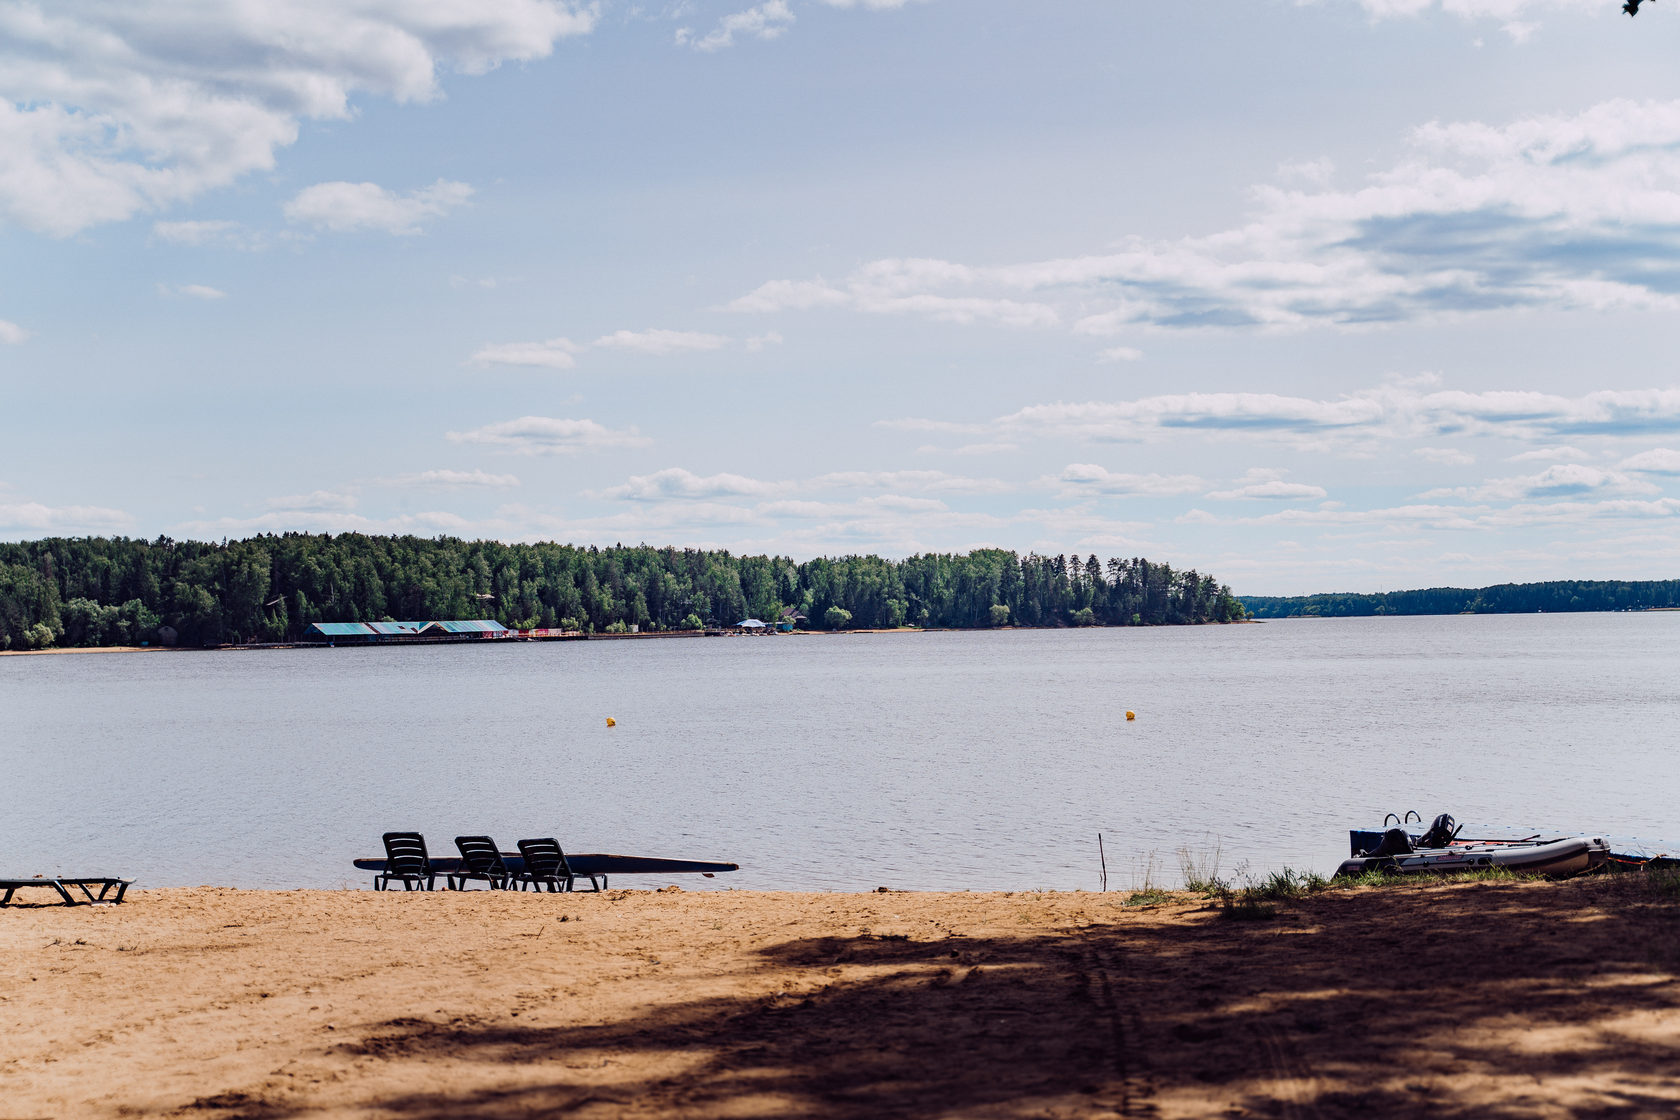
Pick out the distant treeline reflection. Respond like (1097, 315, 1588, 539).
(1241, 580, 1680, 619)
(0, 534, 1245, 649)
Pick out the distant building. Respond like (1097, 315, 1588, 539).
(302, 620, 510, 644)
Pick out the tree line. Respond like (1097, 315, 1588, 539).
(0, 534, 1246, 649)
(1240, 579, 1680, 619)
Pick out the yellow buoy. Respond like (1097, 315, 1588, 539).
(605, 717, 617, 727)
(1125, 710, 1136, 721)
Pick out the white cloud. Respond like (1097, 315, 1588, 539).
(678, 1, 794, 51)
(472, 328, 737, 369)
(469, 337, 579, 369)
(1508, 445, 1592, 463)
(1414, 446, 1475, 466)
(745, 331, 783, 351)
(1317, 2, 1621, 44)
(599, 467, 783, 501)
(811, 469, 1009, 494)
(1619, 448, 1680, 475)
(153, 219, 239, 245)
(446, 416, 651, 454)
(284, 179, 472, 235)
(592, 329, 730, 355)
(172, 508, 499, 540)
(157, 283, 226, 300)
(875, 417, 988, 435)
(733, 98, 1680, 335)
(890, 382, 1680, 453)
(1206, 475, 1330, 501)
(1419, 463, 1657, 501)
(0, 499, 132, 533)
(150, 219, 273, 250)
(1047, 464, 1205, 497)
(0, 319, 27, 344)
(383, 469, 521, 488)
(0, 3, 592, 236)
(1347, 0, 1606, 25)
(1096, 346, 1143, 363)
(730, 266, 1060, 327)
(266, 490, 357, 512)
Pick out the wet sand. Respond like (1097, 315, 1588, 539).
(3, 878, 1678, 1118)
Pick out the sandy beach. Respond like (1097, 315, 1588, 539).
(4, 877, 1678, 1118)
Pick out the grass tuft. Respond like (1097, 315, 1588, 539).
(1195, 865, 1329, 920)
(1123, 888, 1173, 908)
(1178, 839, 1225, 896)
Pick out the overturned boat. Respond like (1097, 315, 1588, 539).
(1338, 813, 1610, 878)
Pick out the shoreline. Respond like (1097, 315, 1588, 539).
(5, 878, 1677, 1117)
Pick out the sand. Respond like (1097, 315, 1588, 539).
(3, 878, 1678, 1118)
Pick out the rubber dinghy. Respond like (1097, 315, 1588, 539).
(1338, 815, 1609, 879)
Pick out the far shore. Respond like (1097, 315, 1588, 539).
(0, 644, 166, 656)
(4, 877, 1677, 1118)
(3, 622, 1270, 657)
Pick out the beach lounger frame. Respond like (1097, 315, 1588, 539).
(516, 837, 604, 892)
(0, 878, 131, 906)
(450, 835, 516, 890)
(373, 832, 438, 891)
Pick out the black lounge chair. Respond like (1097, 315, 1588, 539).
(516, 837, 603, 892)
(0, 877, 131, 906)
(374, 832, 438, 891)
(451, 836, 516, 890)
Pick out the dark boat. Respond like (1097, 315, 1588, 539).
(352, 852, 739, 885)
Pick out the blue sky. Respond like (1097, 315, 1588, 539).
(5, 0, 1680, 594)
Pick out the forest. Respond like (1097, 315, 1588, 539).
(0, 534, 1246, 649)
(1241, 580, 1680, 619)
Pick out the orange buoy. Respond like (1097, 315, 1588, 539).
(605, 717, 617, 727)
(1125, 710, 1136, 721)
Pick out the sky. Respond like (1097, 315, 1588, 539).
(5, 0, 1680, 595)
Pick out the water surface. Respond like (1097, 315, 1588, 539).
(4, 613, 1676, 891)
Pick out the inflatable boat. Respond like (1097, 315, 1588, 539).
(1338, 813, 1609, 878)
(1337, 834, 1610, 878)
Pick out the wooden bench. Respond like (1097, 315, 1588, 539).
(0, 878, 131, 906)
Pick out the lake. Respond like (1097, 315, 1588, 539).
(4, 613, 1677, 892)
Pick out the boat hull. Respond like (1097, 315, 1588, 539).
(352, 853, 738, 877)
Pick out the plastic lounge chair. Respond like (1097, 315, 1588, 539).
(451, 836, 516, 890)
(374, 832, 438, 891)
(0, 877, 131, 906)
(516, 837, 603, 892)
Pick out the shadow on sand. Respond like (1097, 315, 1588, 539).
(201, 876, 1680, 1120)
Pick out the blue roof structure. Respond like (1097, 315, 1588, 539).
(304, 620, 509, 642)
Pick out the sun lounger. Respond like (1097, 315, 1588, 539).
(451, 836, 516, 890)
(516, 837, 604, 892)
(0, 877, 131, 906)
(373, 832, 438, 891)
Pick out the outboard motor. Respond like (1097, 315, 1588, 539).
(1415, 813, 1460, 850)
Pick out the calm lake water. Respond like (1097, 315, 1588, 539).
(4, 614, 1677, 892)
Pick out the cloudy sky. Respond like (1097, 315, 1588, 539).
(5, 0, 1680, 594)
